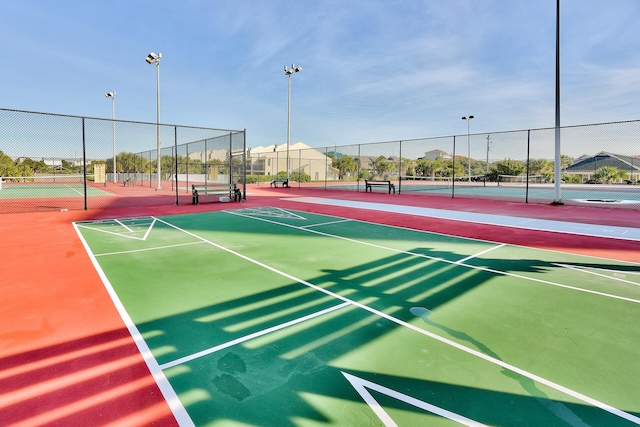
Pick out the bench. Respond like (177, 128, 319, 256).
(365, 180, 395, 194)
(192, 183, 241, 205)
(123, 177, 135, 187)
(270, 177, 289, 188)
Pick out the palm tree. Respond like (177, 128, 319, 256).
(594, 166, 627, 184)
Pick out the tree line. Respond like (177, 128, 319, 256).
(328, 153, 631, 183)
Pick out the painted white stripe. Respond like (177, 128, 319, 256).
(228, 210, 640, 305)
(159, 302, 350, 371)
(94, 241, 205, 257)
(300, 219, 353, 228)
(115, 218, 135, 233)
(553, 263, 640, 286)
(343, 372, 488, 427)
(456, 244, 506, 264)
(286, 197, 640, 242)
(76, 224, 146, 240)
(72, 221, 195, 427)
(157, 216, 640, 425)
(141, 217, 156, 240)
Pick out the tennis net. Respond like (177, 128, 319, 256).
(0, 175, 88, 189)
(497, 174, 545, 185)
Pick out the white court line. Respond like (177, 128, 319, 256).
(141, 217, 156, 240)
(65, 184, 84, 196)
(286, 197, 640, 241)
(227, 210, 640, 305)
(94, 241, 205, 257)
(343, 372, 488, 427)
(159, 302, 351, 371)
(115, 218, 136, 233)
(72, 221, 195, 427)
(156, 215, 640, 425)
(553, 263, 640, 287)
(455, 244, 506, 264)
(300, 219, 353, 228)
(76, 223, 146, 240)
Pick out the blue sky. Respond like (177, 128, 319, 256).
(2, 0, 640, 149)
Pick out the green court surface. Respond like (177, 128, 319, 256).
(74, 208, 640, 426)
(0, 183, 110, 198)
(398, 182, 640, 203)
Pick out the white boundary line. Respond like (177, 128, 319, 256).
(455, 244, 506, 264)
(285, 197, 640, 242)
(227, 210, 640, 305)
(154, 214, 640, 425)
(76, 217, 157, 241)
(300, 219, 353, 228)
(159, 302, 351, 370)
(342, 372, 488, 427)
(94, 241, 205, 257)
(553, 263, 640, 287)
(72, 222, 195, 427)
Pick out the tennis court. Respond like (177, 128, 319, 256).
(73, 205, 640, 426)
(0, 179, 111, 199)
(396, 179, 640, 205)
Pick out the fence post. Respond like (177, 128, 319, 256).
(174, 126, 179, 205)
(358, 144, 362, 192)
(451, 135, 456, 198)
(82, 117, 88, 210)
(525, 129, 530, 204)
(242, 129, 247, 200)
(398, 140, 402, 194)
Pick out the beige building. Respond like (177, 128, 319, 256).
(248, 142, 334, 181)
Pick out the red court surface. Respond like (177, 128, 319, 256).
(1, 186, 638, 426)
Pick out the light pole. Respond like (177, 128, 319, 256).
(105, 91, 116, 183)
(553, 0, 563, 204)
(284, 63, 302, 183)
(462, 115, 474, 182)
(146, 51, 162, 190)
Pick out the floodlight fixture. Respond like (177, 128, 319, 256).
(284, 64, 302, 76)
(462, 115, 475, 182)
(146, 52, 161, 64)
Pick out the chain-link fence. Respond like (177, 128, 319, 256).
(0, 108, 246, 214)
(3, 107, 639, 213)
(261, 120, 640, 209)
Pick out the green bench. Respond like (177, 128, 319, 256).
(192, 184, 241, 204)
(270, 177, 289, 188)
(365, 180, 395, 194)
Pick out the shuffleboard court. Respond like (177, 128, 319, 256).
(74, 208, 640, 426)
